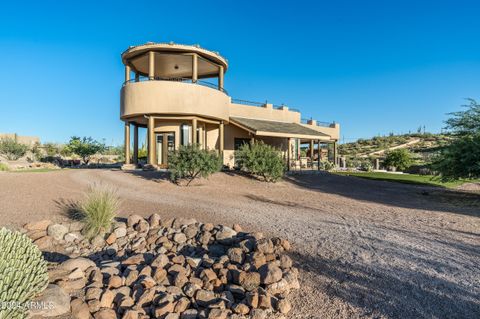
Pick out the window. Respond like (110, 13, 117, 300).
(234, 138, 250, 150)
(180, 124, 191, 146)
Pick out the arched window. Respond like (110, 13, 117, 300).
(180, 124, 191, 146)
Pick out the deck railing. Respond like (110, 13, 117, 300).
(123, 76, 228, 94)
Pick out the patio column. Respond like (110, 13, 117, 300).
(149, 51, 155, 80)
(317, 140, 321, 170)
(219, 121, 224, 155)
(333, 141, 338, 166)
(288, 138, 294, 171)
(198, 125, 203, 149)
(124, 121, 130, 164)
(148, 116, 155, 165)
(133, 125, 139, 164)
(192, 118, 198, 144)
(310, 140, 314, 158)
(192, 54, 198, 83)
(125, 65, 131, 83)
(135, 72, 139, 82)
(218, 66, 224, 90)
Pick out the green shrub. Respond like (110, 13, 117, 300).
(0, 163, 9, 171)
(80, 185, 120, 238)
(319, 159, 335, 171)
(235, 141, 285, 182)
(384, 148, 413, 171)
(43, 143, 61, 157)
(0, 138, 28, 161)
(359, 159, 373, 172)
(0, 228, 49, 319)
(168, 144, 222, 186)
(65, 136, 105, 164)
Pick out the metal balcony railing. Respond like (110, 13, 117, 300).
(123, 76, 228, 94)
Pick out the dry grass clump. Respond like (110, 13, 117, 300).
(81, 184, 120, 238)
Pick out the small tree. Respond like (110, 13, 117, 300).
(383, 148, 413, 171)
(235, 141, 285, 182)
(0, 138, 29, 160)
(65, 136, 105, 164)
(168, 144, 222, 186)
(43, 142, 61, 156)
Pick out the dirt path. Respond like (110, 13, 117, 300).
(0, 169, 479, 318)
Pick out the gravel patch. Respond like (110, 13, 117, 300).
(0, 169, 479, 318)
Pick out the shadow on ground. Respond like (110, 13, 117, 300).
(284, 173, 480, 217)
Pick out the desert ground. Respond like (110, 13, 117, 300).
(0, 169, 479, 319)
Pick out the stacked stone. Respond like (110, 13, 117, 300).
(24, 214, 299, 319)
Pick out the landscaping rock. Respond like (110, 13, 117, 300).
(24, 219, 51, 231)
(30, 284, 70, 317)
(61, 257, 96, 272)
(71, 298, 93, 319)
(47, 223, 69, 241)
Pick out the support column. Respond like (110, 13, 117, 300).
(198, 125, 203, 149)
(124, 121, 130, 164)
(310, 140, 314, 158)
(250, 136, 255, 145)
(135, 72, 139, 82)
(317, 140, 321, 170)
(219, 121, 224, 156)
(333, 141, 338, 166)
(218, 66, 224, 90)
(133, 125, 139, 164)
(192, 54, 198, 83)
(148, 116, 155, 165)
(125, 65, 131, 83)
(287, 138, 294, 171)
(192, 118, 198, 145)
(149, 51, 155, 80)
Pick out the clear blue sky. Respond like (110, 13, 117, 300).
(1, 1, 479, 145)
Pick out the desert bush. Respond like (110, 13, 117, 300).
(65, 136, 105, 164)
(0, 228, 49, 319)
(319, 159, 335, 171)
(0, 138, 28, 160)
(169, 144, 222, 186)
(0, 163, 9, 171)
(43, 142, 61, 157)
(359, 159, 373, 172)
(384, 148, 413, 171)
(80, 185, 120, 238)
(235, 142, 285, 182)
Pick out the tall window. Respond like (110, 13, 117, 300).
(180, 124, 191, 146)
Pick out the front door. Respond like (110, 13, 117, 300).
(156, 132, 175, 167)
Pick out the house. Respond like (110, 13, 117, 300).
(120, 42, 339, 170)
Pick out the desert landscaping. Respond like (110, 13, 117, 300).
(1, 169, 479, 318)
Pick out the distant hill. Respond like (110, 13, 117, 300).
(339, 133, 452, 163)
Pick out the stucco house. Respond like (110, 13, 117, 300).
(120, 42, 339, 170)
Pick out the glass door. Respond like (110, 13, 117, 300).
(156, 132, 175, 166)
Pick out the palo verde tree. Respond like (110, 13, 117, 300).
(383, 148, 413, 171)
(433, 99, 480, 180)
(65, 136, 105, 164)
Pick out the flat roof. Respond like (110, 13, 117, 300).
(122, 42, 228, 71)
(230, 117, 331, 140)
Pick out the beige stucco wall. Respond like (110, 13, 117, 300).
(0, 133, 40, 146)
(223, 124, 251, 167)
(121, 81, 230, 121)
(229, 103, 301, 123)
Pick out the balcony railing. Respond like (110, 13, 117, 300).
(301, 118, 335, 127)
(123, 76, 228, 94)
(231, 99, 301, 113)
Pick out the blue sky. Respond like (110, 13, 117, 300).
(1, 1, 479, 145)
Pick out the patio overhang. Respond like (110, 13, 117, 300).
(230, 117, 332, 140)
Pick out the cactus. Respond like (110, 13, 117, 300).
(0, 228, 49, 319)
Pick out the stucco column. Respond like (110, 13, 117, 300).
(317, 140, 321, 170)
(192, 118, 198, 145)
(124, 121, 130, 164)
(192, 54, 198, 83)
(310, 140, 314, 158)
(333, 141, 338, 166)
(135, 72, 139, 82)
(125, 65, 131, 83)
(287, 138, 293, 171)
(148, 116, 155, 165)
(198, 125, 203, 149)
(133, 125, 139, 164)
(149, 51, 155, 80)
(219, 121, 224, 155)
(218, 66, 224, 90)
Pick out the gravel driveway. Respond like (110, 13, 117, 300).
(0, 169, 479, 318)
